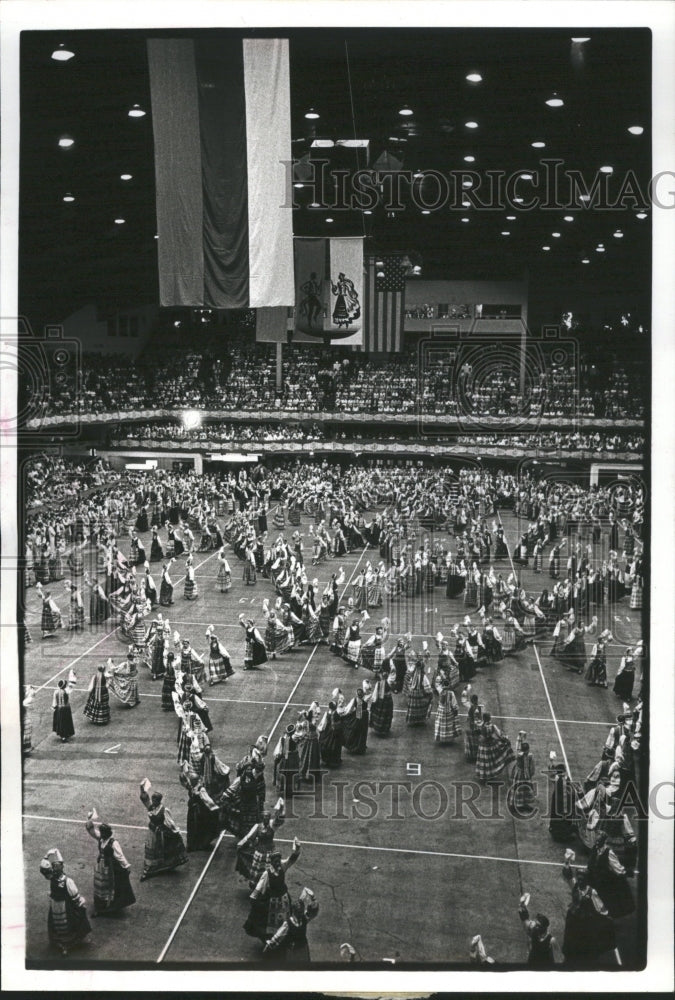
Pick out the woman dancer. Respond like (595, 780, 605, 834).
(240, 615, 269, 670)
(36, 582, 63, 638)
(106, 651, 140, 708)
(236, 798, 285, 888)
(52, 673, 77, 743)
(613, 648, 636, 701)
(85, 810, 136, 916)
(342, 687, 370, 755)
(508, 734, 536, 814)
(217, 547, 232, 593)
(179, 764, 221, 852)
(318, 701, 344, 768)
(475, 713, 515, 782)
(139, 779, 188, 881)
(183, 554, 199, 601)
(368, 663, 395, 737)
(160, 558, 176, 607)
(434, 670, 460, 744)
(205, 625, 234, 685)
(83, 666, 111, 726)
(296, 705, 322, 781)
(39, 849, 92, 956)
(402, 653, 433, 726)
(244, 840, 301, 943)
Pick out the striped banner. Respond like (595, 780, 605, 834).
(364, 256, 406, 352)
(294, 237, 363, 346)
(147, 37, 294, 309)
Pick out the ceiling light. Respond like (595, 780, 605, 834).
(337, 139, 369, 148)
(627, 125, 644, 135)
(114, 218, 125, 224)
(545, 94, 564, 107)
(325, 217, 334, 223)
(462, 180, 473, 188)
(309, 201, 320, 208)
(613, 230, 624, 238)
(305, 108, 320, 119)
(51, 43, 74, 61)
(466, 72, 483, 83)
(552, 232, 561, 237)
(463, 155, 475, 163)
(531, 140, 546, 148)
(636, 212, 648, 220)
(154, 234, 159, 239)
(501, 231, 510, 236)
(311, 139, 334, 148)
(413, 170, 424, 179)
(120, 173, 133, 181)
(375, 259, 384, 268)
(461, 217, 470, 223)
(293, 182, 304, 189)
(513, 197, 524, 204)
(58, 135, 74, 148)
(398, 105, 414, 116)
(62, 193, 75, 202)
(520, 173, 533, 181)
(421, 210, 430, 215)
(600, 165, 614, 174)
(542, 245, 551, 250)
(579, 194, 591, 202)
(465, 121, 479, 129)
(571, 37, 591, 43)
(363, 209, 372, 215)
(595, 247, 605, 252)
(462, 199, 471, 208)
(563, 215, 574, 222)
(376, 271, 385, 279)
(128, 104, 146, 118)
(581, 258, 590, 263)
(506, 215, 516, 221)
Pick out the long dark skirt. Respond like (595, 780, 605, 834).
(186, 796, 220, 852)
(369, 695, 394, 736)
(53, 705, 75, 739)
(93, 858, 136, 914)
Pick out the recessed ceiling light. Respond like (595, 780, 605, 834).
(62, 193, 75, 203)
(501, 231, 510, 236)
(311, 139, 334, 148)
(563, 215, 574, 222)
(614, 230, 624, 238)
(531, 140, 546, 148)
(627, 125, 644, 135)
(461, 217, 470, 223)
(363, 209, 372, 215)
(552, 232, 561, 237)
(325, 217, 334, 223)
(513, 197, 524, 204)
(128, 104, 146, 118)
(462, 180, 473, 188)
(520, 173, 534, 181)
(581, 258, 590, 263)
(571, 37, 591, 43)
(421, 209, 430, 215)
(600, 165, 614, 174)
(545, 94, 564, 108)
(595, 247, 605, 253)
(51, 43, 75, 61)
(463, 155, 476, 163)
(398, 105, 413, 116)
(636, 212, 648, 220)
(465, 121, 479, 129)
(506, 215, 516, 221)
(579, 194, 591, 202)
(58, 135, 74, 148)
(120, 173, 133, 181)
(114, 218, 125, 224)
(305, 108, 320, 119)
(293, 182, 304, 189)
(309, 201, 320, 208)
(466, 72, 483, 83)
(154, 234, 159, 239)
(542, 245, 551, 250)
(462, 200, 471, 208)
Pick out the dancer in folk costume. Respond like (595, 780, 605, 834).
(143, 563, 159, 609)
(52, 672, 77, 742)
(204, 625, 234, 685)
(330, 604, 348, 655)
(139, 779, 188, 881)
(296, 705, 322, 780)
(475, 713, 515, 781)
(85, 810, 136, 916)
(106, 650, 140, 708)
(358, 620, 389, 672)
(342, 686, 370, 755)
(177, 634, 207, 686)
(146, 615, 168, 680)
(561, 861, 616, 967)
(402, 651, 433, 726)
(344, 611, 367, 667)
(217, 546, 232, 593)
(559, 618, 596, 674)
(150, 524, 164, 562)
(83, 666, 111, 725)
(36, 581, 63, 638)
(548, 763, 577, 843)
(368, 660, 395, 737)
(508, 733, 536, 814)
(179, 763, 221, 852)
(434, 632, 460, 687)
(159, 558, 176, 606)
(586, 831, 635, 919)
(518, 896, 557, 968)
(243, 543, 257, 586)
(318, 701, 344, 768)
(161, 650, 177, 710)
(23, 685, 36, 755)
(240, 615, 268, 670)
(64, 579, 85, 631)
(434, 670, 460, 744)
(262, 890, 319, 963)
(586, 631, 612, 687)
(244, 840, 301, 942)
(183, 553, 199, 601)
(263, 602, 294, 659)
(39, 849, 92, 956)
(236, 798, 286, 887)
(613, 648, 636, 701)
(220, 761, 262, 838)
(274, 725, 301, 798)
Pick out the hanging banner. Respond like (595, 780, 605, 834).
(294, 237, 363, 346)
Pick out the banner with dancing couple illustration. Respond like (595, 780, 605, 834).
(294, 237, 363, 346)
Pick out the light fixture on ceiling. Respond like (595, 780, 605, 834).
(578, 194, 591, 202)
(595, 246, 605, 252)
(309, 201, 321, 208)
(599, 165, 614, 174)
(305, 108, 320, 119)
(464, 120, 479, 129)
(421, 209, 430, 215)
(293, 182, 304, 189)
(120, 173, 133, 181)
(520, 173, 534, 181)
(311, 138, 334, 148)
(462, 199, 471, 208)
(461, 217, 470, 223)
(412, 264, 422, 275)
(501, 231, 510, 236)
(563, 215, 574, 222)
(531, 140, 546, 148)
(376, 270, 385, 278)
(62, 193, 75, 202)
(627, 125, 644, 135)
(51, 43, 75, 61)
(398, 105, 414, 116)
(465, 72, 483, 83)
(114, 218, 126, 224)
(613, 230, 624, 238)
(363, 209, 372, 215)
(462, 180, 473, 188)
(513, 197, 524, 204)
(581, 257, 590, 263)
(325, 217, 334, 223)
(154, 234, 159, 239)
(571, 37, 591, 43)
(542, 245, 551, 250)
(506, 215, 516, 221)
(128, 104, 146, 118)
(375, 259, 384, 268)
(58, 135, 75, 148)
(463, 155, 475, 163)
(545, 93, 564, 107)
(552, 232, 561, 237)
(413, 170, 424, 179)
(636, 212, 648, 220)
(337, 139, 369, 148)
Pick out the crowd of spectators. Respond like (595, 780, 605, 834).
(26, 343, 645, 422)
(24, 454, 117, 509)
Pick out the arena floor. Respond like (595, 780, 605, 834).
(20, 507, 644, 968)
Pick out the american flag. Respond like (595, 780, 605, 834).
(363, 255, 406, 352)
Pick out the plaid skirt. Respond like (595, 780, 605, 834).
(369, 695, 394, 736)
(245, 635, 268, 667)
(406, 689, 432, 725)
(288, 507, 301, 526)
(464, 725, 481, 762)
(630, 581, 642, 609)
(265, 623, 293, 654)
(142, 826, 188, 878)
(345, 638, 361, 664)
(435, 703, 460, 743)
(42, 605, 62, 634)
(83, 687, 110, 724)
(243, 562, 256, 585)
(176, 725, 192, 763)
(331, 622, 347, 650)
(48, 897, 92, 947)
(217, 566, 231, 592)
(359, 644, 385, 672)
(68, 604, 85, 630)
(184, 579, 199, 600)
(208, 651, 233, 683)
(475, 734, 516, 780)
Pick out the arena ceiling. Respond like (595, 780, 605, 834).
(19, 27, 652, 327)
